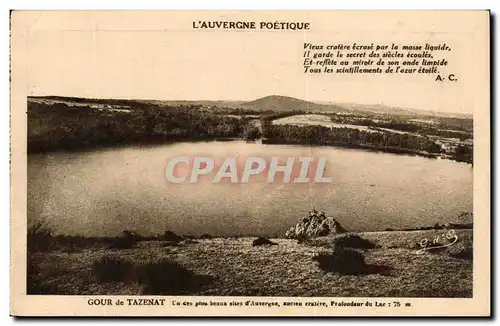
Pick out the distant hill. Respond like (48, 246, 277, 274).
(242, 95, 346, 113)
(332, 102, 473, 119)
(28, 95, 472, 119)
(28, 96, 245, 109)
(241, 95, 472, 118)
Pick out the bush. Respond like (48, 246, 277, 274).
(27, 257, 58, 294)
(441, 242, 472, 260)
(333, 234, 377, 250)
(137, 259, 196, 295)
(449, 250, 473, 260)
(313, 246, 368, 274)
(198, 233, 214, 239)
(252, 237, 277, 246)
(161, 230, 183, 242)
(161, 241, 180, 247)
(92, 255, 134, 283)
(27, 218, 54, 252)
(296, 234, 310, 244)
(108, 230, 138, 249)
(180, 238, 198, 245)
(53, 235, 106, 252)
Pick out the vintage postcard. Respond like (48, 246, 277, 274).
(10, 11, 490, 316)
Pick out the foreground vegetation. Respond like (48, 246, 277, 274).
(27, 227, 473, 297)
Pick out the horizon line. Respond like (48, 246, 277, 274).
(27, 93, 473, 117)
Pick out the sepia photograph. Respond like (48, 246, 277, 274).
(10, 10, 490, 316)
(26, 96, 474, 297)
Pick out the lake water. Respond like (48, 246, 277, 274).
(28, 141, 473, 237)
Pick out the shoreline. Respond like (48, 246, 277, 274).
(28, 222, 473, 241)
(28, 137, 472, 165)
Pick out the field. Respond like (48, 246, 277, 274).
(28, 229, 472, 297)
(273, 114, 378, 132)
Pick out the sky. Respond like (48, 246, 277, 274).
(18, 11, 488, 114)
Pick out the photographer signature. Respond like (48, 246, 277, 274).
(416, 229, 458, 254)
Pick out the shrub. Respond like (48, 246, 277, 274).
(313, 246, 368, 274)
(296, 234, 310, 244)
(161, 230, 183, 242)
(444, 242, 473, 260)
(27, 257, 58, 294)
(449, 250, 473, 260)
(108, 230, 138, 249)
(53, 235, 104, 252)
(27, 218, 54, 252)
(161, 241, 180, 247)
(333, 234, 377, 250)
(137, 259, 196, 295)
(92, 255, 134, 283)
(198, 233, 213, 239)
(180, 238, 198, 245)
(252, 237, 277, 246)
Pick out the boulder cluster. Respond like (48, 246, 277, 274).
(285, 210, 347, 239)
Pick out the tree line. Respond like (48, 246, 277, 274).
(28, 101, 261, 153)
(330, 116, 472, 140)
(261, 122, 442, 155)
(28, 100, 472, 164)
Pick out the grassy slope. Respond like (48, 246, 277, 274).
(29, 229, 472, 297)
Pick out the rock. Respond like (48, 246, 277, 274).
(252, 237, 277, 246)
(285, 210, 347, 239)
